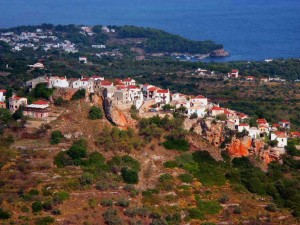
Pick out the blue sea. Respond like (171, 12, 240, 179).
(0, 0, 299, 61)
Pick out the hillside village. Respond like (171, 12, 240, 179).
(1, 66, 297, 166)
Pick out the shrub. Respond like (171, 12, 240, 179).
(66, 139, 88, 160)
(265, 204, 277, 212)
(71, 89, 86, 100)
(50, 130, 63, 145)
(32, 201, 43, 213)
(42, 200, 53, 211)
(233, 206, 242, 214)
(158, 173, 173, 182)
(54, 97, 64, 106)
(101, 199, 113, 207)
(80, 172, 94, 185)
(189, 113, 198, 119)
(88, 106, 103, 120)
(0, 208, 11, 219)
(115, 198, 130, 208)
(163, 137, 189, 151)
(103, 207, 123, 225)
(178, 174, 193, 183)
(121, 168, 139, 184)
(218, 194, 229, 204)
(34, 216, 55, 225)
(53, 191, 70, 204)
(96, 182, 109, 191)
(163, 161, 178, 168)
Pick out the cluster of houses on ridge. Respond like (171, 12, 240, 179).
(1, 73, 297, 151)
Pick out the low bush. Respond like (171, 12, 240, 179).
(163, 137, 189, 151)
(0, 208, 11, 219)
(121, 167, 139, 184)
(71, 89, 86, 100)
(178, 174, 193, 183)
(53, 191, 70, 204)
(50, 130, 63, 145)
(32, 201, 43, 213)
(88, 106, 103, 120)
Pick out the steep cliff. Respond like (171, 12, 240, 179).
(227, 136, 252, 157)
(199, 118, 225, 147)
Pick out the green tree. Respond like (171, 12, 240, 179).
(121, 168, 139, 184)
(88, 106, 103, 120)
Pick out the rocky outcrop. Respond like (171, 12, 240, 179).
(210, 48, 230, 57)
(102, 89, 128, 127)
(53, 88, 78, 101)
(199, 118, 225, 147)
(227, 136, 252, 157)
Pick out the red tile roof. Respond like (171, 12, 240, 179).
(148, 87, 157, 92)
(128, 85, 139, 89)
(0, 102, 5, 105)
(156, 89, 169, 94)
(0, 89, 6, 93)
(280, 120, 290, 124)
(232, 69, 238, 73)
(81, 77, 90, 81)
(239, 123, 249, 126)
(257, 118, 267, 124)
(124, 78, 134, 82)
(32, 100, 49, 105)
(211, 106, 223, 111)
(100, 80, 113, 86)
(192, 95, 206, 99)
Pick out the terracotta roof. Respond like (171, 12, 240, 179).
(81, 77, 90, 81)
(100, 80, 113, 86)
(239, 124, 249, 126)
(32, 100, 49, 105)
(246, 76, 255, 79)
(148, 87, 157, 92)
(280, 120, 290, 124)
(291, 132, 300, 137)
(232, 69, 238, 73)
(272, 124, 280, 127)
(211, 106, 223, 111)
(0, 102, 5, 105)
(128, 85, 139, 89)
(275, 131, 287, 138)
(116, 85, 127, 90)
(192, 95, 206, 99)
(0, 89, 6, 93)
(257, 118, 267, 124)
(156, 89, 169, 94)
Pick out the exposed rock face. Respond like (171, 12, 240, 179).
(210, 48, 230, 57)
(199, 118, 225, 147)
(227, 136, 252, 157)
(102, 89, 128, 127)
(53, 88, 78, 101)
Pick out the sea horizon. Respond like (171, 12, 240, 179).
(1, 0, 300, 62)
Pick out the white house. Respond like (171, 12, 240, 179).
(23, 100, 51, 118)
(187, 106, 206, 118)
(123, 78, 136, 86)
(0, 89, 6, 102)
(29, 62, 44, 69)
(246, 76, 255, 81)
(271, 132, 288, 148)
(79, 57, 88, 64)
(249, 127, 260, 139)
(128, 85, 142, 102)
(154, 89, 171, 105)
(9, 95, 28, 113)
(172, 93, 187, 101)
(190, 95, 208, 106)
(48, 76, 69, 88)
(238, 124, 250, 133)
(228, 69, 239, 78)
(279, 120, 291, 129)
(210, 106, 225, 117)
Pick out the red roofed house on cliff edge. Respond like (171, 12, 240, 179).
(228, 69, 239, 78)
(23, 100, 51, 118)
(123, 78, 136, 86)
(210, 105, 225, 117)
